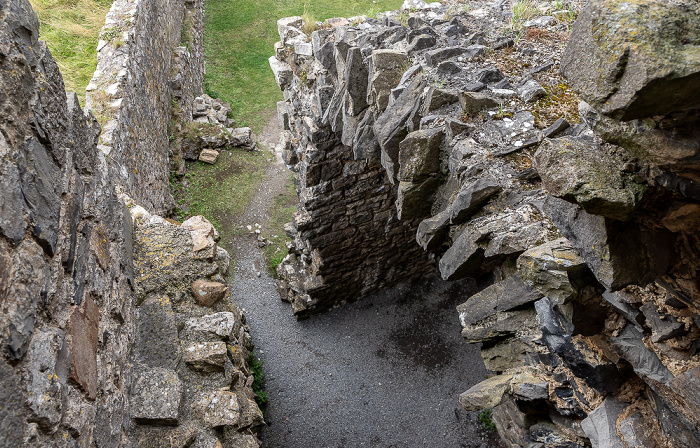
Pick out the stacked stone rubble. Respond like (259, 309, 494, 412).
(272, 0, 700, 446)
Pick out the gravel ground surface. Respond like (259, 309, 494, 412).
(228, 119, 504, 448)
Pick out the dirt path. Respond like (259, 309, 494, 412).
(229, 116, 503, 447)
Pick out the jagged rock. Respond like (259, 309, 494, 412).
(269, 56, 294, 90)
(461, 309, 537, 344)
(194, 390, 240, 428)
(0, 359, 23, 446)
(182, 215, 219, 260)
(407, 34, 437, 52)
(542, 196, 675, 290)
(581, 397, 628, 448)
(345, 47, 369, 115)
(26, 329, 65, 429)
(130, 367, 182, 425)
(199, 148, 220, 164)
(184, 341, 228, 372)
(611, 324, 673, 384)
(601, 291, 643, 326)
(449, 176, 502, 224)
(481, 338, 536, 372)
(424, 46, 468, 67)
(424, 87, 459, 113)
(514, 379, 550, 401)
(544, 118, 570, 138)
(459, 373, 515, 411)
(457, 275, 543, 326)
(397, 128, 444, 182)
(369, 50, 409, 112)
(639, 302, 687, 343)
(536, 297, 623, 393)
(396, 177, 443, 220)
(374, 74, 424, 181)
(459, 91, 498, 116)
(516, 238, 587, 305)
(535, 136, 647, 221)
(192, 279, 228, 307)
(561, 0, 700, 120)
(517, 78, 546, 103)
(440, 204, 557, 281)
(416, 209, 450, 250)
(227, 127, 253, 147)
(474, 66, 505, 84)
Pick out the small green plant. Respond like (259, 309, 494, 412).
(248, 351, 268, 409)
(181, 12, 194, 51)
(432, 78, 446, 88)
(478, 409, 497, 431)
(395, 9, 410, 27)
(510, 0, 539, 31)
(301, 4, 318, 35)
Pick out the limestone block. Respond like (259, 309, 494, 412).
(130, 367, 182, 425)
(397, 128, 444, 183)
(185, 341, 228, 372)
(199, 148, 219, 164)
(368, 49, 409, 112)
(449, 176, 502, 224)
(581, 397, 628, 448)
(192, 279, 228, 307)
(182, 215, 218, 260)
(26, 329, 65, 429)
(459, 91, 498, 116)
(135, 296, 179, 369)
(186, 312, 239, 340)
(194, 390, 240, 428)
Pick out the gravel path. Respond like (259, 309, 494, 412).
(228, 118, 503, 448)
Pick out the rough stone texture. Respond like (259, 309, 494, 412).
(85, 0, 206, 214)
(266, 2, 700, 447)
(130, 366, 183, 425)
(561, 0, 700, 121)
(191, 280, 228, 307)
(581, 397, 627, 448)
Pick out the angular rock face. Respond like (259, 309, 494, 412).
(271, 0, 700, 446)
(561, 0, 700, 121)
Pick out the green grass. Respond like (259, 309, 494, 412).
(172, 149, 273, 248)
(203, 0, 403, 132)
(30, 0, 112, 105)
(262, 173, 297, 273)
(478, 409, 497, 431)
(248, 351, 268, 412)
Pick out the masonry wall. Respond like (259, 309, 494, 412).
(86, 0, 205, 214)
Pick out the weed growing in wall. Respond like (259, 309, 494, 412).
(248, 351, 268, 411)
(478, 409, 497, 431)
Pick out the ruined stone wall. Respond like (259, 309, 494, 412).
(0, 1, 264, 447)
(86, 0, 205, 214)
(273, 0, 700, 446)
(0, 2, 136, 444)
(271, 16, 437, 318)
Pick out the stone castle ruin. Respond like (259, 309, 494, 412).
(1, 0, 700, 446)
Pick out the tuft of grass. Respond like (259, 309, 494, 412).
(262, 173, 297, 274)
(248, 351, 268, 411)
(203, 0, 402, 133)
(510, 0, 540, 31)
(478, 409, 497, 431)
(171, 149, 272, 247)
(30, 0, 112, 105)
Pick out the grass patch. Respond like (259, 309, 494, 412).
(172, 149, 272, 248)
(30, 0, 112, 105)
(478, 409, 497, 432)
(203, 0, 402, 132)
(248, 351, 268, 412)
(510, 0, 540, 31)
(262, 173, 297, 274)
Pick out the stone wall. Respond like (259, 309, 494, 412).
(271, 15, 437, 318)
(0, 1, 263, 446)
(0, 2, 136, 444)
(272, 0, 700, 446)
(85, 0, 205, 214)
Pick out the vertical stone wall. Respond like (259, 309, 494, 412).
(272, 16, 437, 318)
(86, 0, 205, 214)
(0, 2, 136, 445)
(272, 0, 700, 446)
